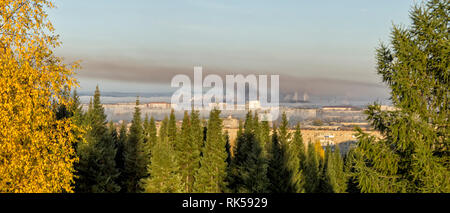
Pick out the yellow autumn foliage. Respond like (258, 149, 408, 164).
(314, 141, 325, 160)
(0, 0, 79, 192)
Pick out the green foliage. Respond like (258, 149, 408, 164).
(191, 110, 204, 153)
(259, 119, 271, 158)
(322, 146, 347, 193)
(267, 125, 291, 192)
(225, 131, 232, 166)
(228, 132, 269, 193)
(168, 109, 177, 145)
(351, 0, 450, 193)
(116, 121, 127, 191)
(237, 119, 243, 138)
(146, 116, 157, 148)
(243, 111, 254, 134)
(176, 111, 202, 192)
(159, 116, 169, 144)
(278, 112, 291, 145)
(75, 86, 120, 193)
(141, 138, 182, 193)
(286, 123, 305, 193)
(136, 115, 153, 184)
(122, 98, 146, 192)
(304, 142, 321, 193)
(69, 90, 84, 127)
(193, 109, 228, 192)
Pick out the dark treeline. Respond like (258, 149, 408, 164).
(64, 0, 448, 193)
(69, 86, 348, 193)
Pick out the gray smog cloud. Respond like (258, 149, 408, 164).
(73, 57, 389, 99)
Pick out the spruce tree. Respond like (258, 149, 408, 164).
(287, 123, 305, 193)
(141, 137, 182, 193)
(344, 148, 361, 193)
(351, 0, 450, 193)
(278, 112, 291, 146)
(244, 111, 254, 134)
(159, 116, 169, 144)
(193, 109, 228, 192)
(253, 112, 264, 153)
(237, 119, 244, 138)
(136, 116, 152, 185)
(116, 121, 127, 192)
(139, 115, 157, 180)
(225, 131, 232, 166)
(147, 116, 158, 147)
(176, 111, 201, 192)
(122, 98, 145, 192)
(142, 114, 157, 152)
(304, 142, 320, 193)
(191, 110, 204, 155)
(69, 90, 86, 154)
(108, 121, 118, 142)
(323, 146, 347, 193)
(143, 114, 150, 136)
(76, 86, 120, 193)
(228, 132, 269, 193)
(260, 119, 271, 158)
(168, 109, 177, 145)
(267, 125, 291, 192)
(71, 90, 88, 192)
(69, 90, 84, 127)
(320, 145, 333, 193)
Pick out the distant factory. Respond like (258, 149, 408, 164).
(284, 92, 310, 103)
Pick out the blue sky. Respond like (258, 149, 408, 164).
(48, 0, 414, 97)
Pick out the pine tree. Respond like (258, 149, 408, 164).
(168, 109, 177, 145)
(141, 137, 182, 193)
(176, 111, 201, 192)
(147, 116, 158, 147)
(76, 86, 120, 193)
(244, 111, 254, 134)
(253, 111, 262, 151)
(286, 123, 305, 193)
(116, 121, 127, 192)
(159, 116, 169, 144)
(193, 109, 228, 192)
(191, 110, 204, 154)
(253, 111, 260, 132)
(122, 98, 145, 192)
(351, 0, 450, 193)
(344, 148, 361, 193)
(225, 131, 232, 166)
(322, 146, 347, 193)
(108, 121, 118, 144)
(69, 90, 87, 154)
(260, 119, 271, 158)
(142, 114, 157, 154)
(267, 125, 291, 192)
(69, 90, 84, 127)
(141, 115, 157, 174)
(237, 119, 244, 138)
(228, 132, 269, 193)
(304, 142, 320, 193)
(278, 112, 291, 146)
(135, 114, 153, 184)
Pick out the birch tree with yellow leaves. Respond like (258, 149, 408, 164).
(0, 0, 79, 192)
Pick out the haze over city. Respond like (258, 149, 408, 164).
(48, 0, 413, 104)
